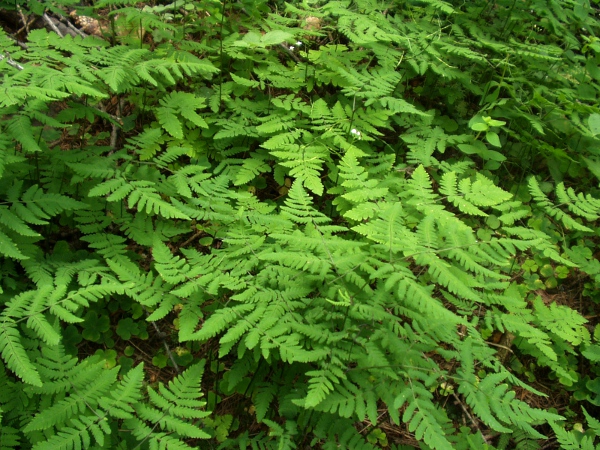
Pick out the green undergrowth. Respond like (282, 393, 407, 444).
(1, 0, 600, 449)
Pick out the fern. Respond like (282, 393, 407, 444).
(1, 0, 598, 448)
(156, 92, 209, 139)
(12, 343, 210, 450)
(529, 177, 597, 232)
(126, 361, 211, 445)
(0, 318, 42, 387)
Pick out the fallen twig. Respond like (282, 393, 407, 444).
(16, 4, 30, 33)
(452, 393, 488, 445)
(0, 53, 24, 70)
(14, 5, 38, 36)
(43, 12, 64, 38)
(146, 310, 181, 374)
(58, 14, 89, 39)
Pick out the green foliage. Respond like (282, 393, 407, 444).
(0, 342, 210, 449)
(1, 0, 599, 448)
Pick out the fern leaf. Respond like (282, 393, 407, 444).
(0, 230, 27, 260)
(133, 362, 210, 440)
(156, 105, 183, 139)
(234, 156, 271, 186)
(280, 182, 331, 224)
(88, 177, 127, 198)
(528, 178, 593, 232)
(127, 182, 191, 220)
(304, 368, 342, 409)
(0, 206, 40, 237)
(99, 65, 136, 93)
(98, 363, 144, 419)
(379, 96, 428, 116)
(254, 383, 278, 422)
(0, 320, 42, 386)
(0, 426, 20, 449)
(124, 127, 166, 160)
(533, 298, 589, 346)
(395, 385, 454, 450)
(6, 115, 42, 152)
(190, 304, 254, 341)
(152, 237, 191, 284)
(403, 165, 439, 209)
(25, 365, 118, 431)
(30, 423, 91, 450)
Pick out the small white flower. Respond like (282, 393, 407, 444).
(350, 129, 362, 139)
(289, 46, 295, 51)
(296, 41, 303, 46)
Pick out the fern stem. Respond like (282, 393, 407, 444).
(33, 151, 39, 184)
(130, 409, 173, 450)
(180, 0, 187, 38)
(108, 6, 117, 46)
(475, 0, 494, 20)
(452, 392, 489, 444)
(213, 354, 220, 410)
(148, 312, 180, 374)
(218, 0, 227, 113)
(242, 358, 265, 399)
(500, 0, 518, 37)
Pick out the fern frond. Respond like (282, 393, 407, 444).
(127, 181, 191, 220)
(0, 426, 20, 450)
(190, 304, 254, 342)
(98, 363, 144, 419)
(529, 177, 594, 232)
(271, 145, 327, 196)
(254, 383, 278, 422)
(280, 182, 331, 224)
(304, 367, 343, 409)
(533, 298, 589, 346)
(129, 362, 210, 442)
(401, 165, 439, 209)
(0, 319, 42, 387)
(24, 365, 118, 432)
(106, 256, 179, 317)
(152, 238, 195, 284)
(8, 183, 84, 226)
(30, 421, 96, 450)
(80, 233, 128, 258)
(353, 202, 422, 257)
(395, 384, 454, 450)
(6, 114, 43, 152)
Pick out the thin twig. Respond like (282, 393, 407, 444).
(60, 15, 89, 39)
(43, 13, 64, 38)
(97, 101, 122, 149)
(16, 5, 37, 35)
(110, 123, 119, 149)
(155, 322, 181, 374)
(486, 341, 514, 353)
(179, 230, 203, 248)
(146, 310, 181, 374)
(0, 53, 24, 70)
(452, 393, 488, 444)
(280, 43, 302, 62)
(16, 5, 29, 33)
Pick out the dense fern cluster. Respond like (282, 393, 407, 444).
(1, 0, 600, 448)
